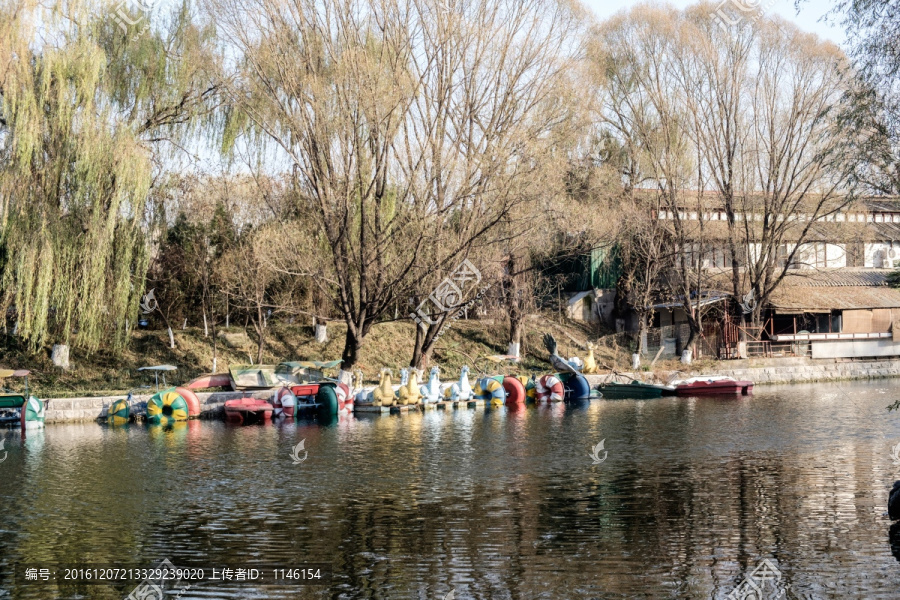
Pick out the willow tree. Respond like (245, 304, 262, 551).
(209, 0, 586, 376)
(0, 0, 221, 352)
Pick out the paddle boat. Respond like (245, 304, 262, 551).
(516, 375, 538, 403)
(559, 372, 592, 401)
(141, 366, 201, 425)
(419, 366, 443, 404)
(224, 397, 274, 424)
(186, 360, 343, 391)
(595, 374, 676, 399)
(540, 333, 593, 401)
(272, 386, 298, 420)
(473, 375, 507, 406)
(0, 370, 44, 431)
(265, 359, 351, 418)
(397, 369, 423, 406)
(106, 385, 151, 425)
(372, 369, 396, 406)
(671, 375, 754, 396)
(276, 381, 347, 417)
(535, 373, 565, 402)
(445, 366, 474, 402)
(482, 355, 528, 405)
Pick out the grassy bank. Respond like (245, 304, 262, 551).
(0, 313, 656, 397)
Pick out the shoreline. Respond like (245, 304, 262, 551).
(24, 357, 900, 424)
(584, 356, 900, 388)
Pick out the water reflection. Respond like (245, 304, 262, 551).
(1, 381, 899, 598)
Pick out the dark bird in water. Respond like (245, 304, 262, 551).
(890, 522, 900, 563)
(542, 333, 579, 375)
(890, 481, 900, 521)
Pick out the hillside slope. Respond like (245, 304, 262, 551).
(0, 313, 626, 397)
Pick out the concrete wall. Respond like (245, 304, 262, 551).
(34, 357, 900, 423)
(43, 390, 272, 423)
(585, 357, 900, 387)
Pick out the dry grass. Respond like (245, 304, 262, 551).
(0, 313, 623, 397)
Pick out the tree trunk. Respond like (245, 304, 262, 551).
(410, 319, 443, 369)
(341, 327, 362, 372)
(254, 306, 266, 364)
(508, 317, 524, 358)
(156, 308, 177, 349)
(637, 312, 648, 354)
(203, 311, 208, 337)
(411, 323, 426, 368)
(210, 309, 218, 373)
(255, 330, 264, 364)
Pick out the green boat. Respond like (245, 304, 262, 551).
(595, 380, 676, 400)
(228, 360, 342, 390)
(0, 369, 45, 430)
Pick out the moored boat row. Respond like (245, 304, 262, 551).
(2, 332, 756, 433)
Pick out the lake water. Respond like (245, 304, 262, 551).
(2, 380, 900, 599)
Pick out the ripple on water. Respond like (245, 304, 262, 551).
(1, 380, 900, 598)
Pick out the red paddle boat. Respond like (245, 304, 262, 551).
(224, 398, 274, 424)
(671, 376, 753, 396)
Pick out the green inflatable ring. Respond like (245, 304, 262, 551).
(108, 398, 130, 425)
(316, 384, 339, 416)
(22, 396, 45, 430)
(146, 388, 190, 425)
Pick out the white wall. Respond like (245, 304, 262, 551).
(865, 242, 900, 268)
(812, 339, 900, 359)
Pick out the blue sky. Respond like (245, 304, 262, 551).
(580, 0, 845, 46)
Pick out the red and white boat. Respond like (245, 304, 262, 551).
(672, 376, 753, 396)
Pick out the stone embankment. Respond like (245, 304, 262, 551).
(43, 390, 271, 424)
(584, 357, 900, 387)
(36, 357, 900, 423)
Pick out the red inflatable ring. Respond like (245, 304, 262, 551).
(335, 383, 353, 414)
(502, 376, 526, 405)
(536, 374, 565, 403)
(273, 387, 297, 419)
(175, 386, 201, 417)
